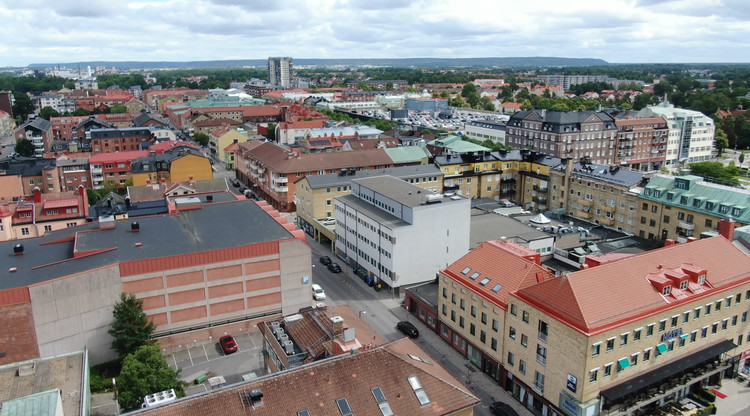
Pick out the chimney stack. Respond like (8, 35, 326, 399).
(718, 216, 736, 241)
(330, 316, 344, 338)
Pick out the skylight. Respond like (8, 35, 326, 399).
(479, 278, 491, 286)
(408, 354, 432, 365)
(461, 267, 471, 275)
(492, 284, 503, 293)
(408, 376, 430, 405)
(371, 387, 394, 416)
(336, 398, 353, 416)
(470, 272, 480, 280)
(297, 411, 311, 416)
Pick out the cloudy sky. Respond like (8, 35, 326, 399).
(1, 0, 747, 67)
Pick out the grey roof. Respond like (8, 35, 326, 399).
(353, 175, 464, 208)
(509, 110, 617, 133)
(0, 155, 56, 176)
(133, 113, 166, 127)
(0, 200, 295, 290)
(302, 165, 442, 189)
(469, 211, 550, 249)
(337, 194, 409, 228)
(553, 161, 645, 188)
(130, 147, 206, 173)
(74, 117, 113, 131)
(468, 120, 507, 130)
(19, 117, 52, 133)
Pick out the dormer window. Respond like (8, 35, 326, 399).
(697, 275, 705, 284)
(680, 280, 688, 290)
(654, 190, 661, 198)
(662, 286, 671, 296)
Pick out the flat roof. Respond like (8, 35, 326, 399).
(0, 200, 295, 290)
(303, 165, 442, 189)
(353, 176, 464, 208)
(469, 211, 550, 249)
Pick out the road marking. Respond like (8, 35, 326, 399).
(187, 347, 194, 366)
(172, 354, 178, 370)
(202, 344, 208, 359)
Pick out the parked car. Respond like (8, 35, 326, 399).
(327, 263, 342, 273)
(321, 217, 336, 226)
(219, 335, 238, 354)
(490, 402, 519, 416)
(312, 284, 326, 300)
(396, 321, 419, 338)
(319, 256, 332, 266)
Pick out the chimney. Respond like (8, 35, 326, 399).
(32, 187, 42, 203)
(330, 316, 344, 338)
(686, 236, 698, 243)
(718, 216, 735, 241)
(664, 239, 675, 247)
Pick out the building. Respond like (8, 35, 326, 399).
(89, 150, 149, 189)
(464, 120, 507, 145)
(56, 153, 91, 191)
(0, 91, 12, 117)
(637, 174, 750, 242)
(637, 102, 715, 167)
(276, 119, 327, 145)
(334, 176, 471, 294)
(548, 160, 645, 233)
(0, 186, 89, 241)
(0, 198, 311, 365)
(509, 234, 749, 416)
(406, 97, 449, 112)
(295, 165, 443, 246)
(434, 149, 527, 202)
(235, 141, 395, 212)
(133, 338, 479, 416)
(0, 109, 16, 139)
(88, 127, 160, 153)
(614, 117, 669, 171)
(0, 154, 60, 195)
(74, 78, 98, 90)
(0, 350, 90, 416)
(516, 154, 561, 212)
(130, 146, 213, 186)
(506, 110, 618, 165)
(208, 126, 249, 163)
(268, 57, 293, 88)
(38, 93, 66, 113)
(15, 117, 53, 157)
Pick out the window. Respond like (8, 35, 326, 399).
(701, 326, 708, 338)
(442, 305, 447, 316)
(507, 352, 515, 366)
(460, 299, 465, 310)
(606, 337, 615, 351)
(451, 294, 456, 304)
(705, 304, 711, 316)
(683, 312, 690, 323)
(659, 319, 667, 332)
(592, 342, 601, 356)
(534, 371, 545, 393)
(470, 323, 475, 335)
(643, 348, 651, 362)
(371, 387, 394, 416)
(336, 398, 353, 416)
(491, 337, 497, 350)
(481, 312, 487, 324)
(471, 306, 477, 317)
(492, 319, 499, 331)
(510, 304, 518, 316)
(519, 360, 526, 374)
(620, 333, 628, 346)
(647, 324, 654, 337)
(604, 363, 612, 377)
(716, 300, 722, 311)
(694, 307, 701, 320)
(690, 330, 698, 342)
(631, 353, 638, 366)
(590, 368, 599, 382)
(459, 317, 465, 328)
(671, 315, 679, 328)
(536, 344, 547, 365)
(634, 328, 642, 341)
(451, 311, 456, 322)
(509, 327, 516, 340)
(521, 334, 528, 348)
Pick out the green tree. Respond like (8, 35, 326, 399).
(385, 81, 393, 91)
(38, 106, 60, 120)
(461, 83, 477, 97)
(73, 108, 91, 116)
(14, 138, 35, 157)
(12, 91, 34, 121)
(480, 96, 495, 111)
(465, 92, 480, 108)
(688, 161, 740, 186)
(116, 345, 184, 411)
(740, 153, 745, 165)
(108, 293, 156, 359)
(193, 132, 210, 146)
(714, 129, 729, 157)
(110, 104, 128, 114)
(653, 81, 673, 98)
(264, 123, 277, 141)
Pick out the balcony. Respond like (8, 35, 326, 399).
(600, 204, 616, 213)
(272, 176, 288, 185)
(533, 185, 548, 192)
(599, 217, 616, 226)
(678, 221, 696, 231)
(576, 210, 593, 219)
(272, 184, 288, 193)
(579, 198, 594, 207)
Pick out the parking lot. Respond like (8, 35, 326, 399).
(164, 329, 266, 395)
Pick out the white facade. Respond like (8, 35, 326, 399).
(334, 176, 470, 291)
(39, 94, 65, 113)
(638, 102, 715, 167)
(464, 120, 507, 146)
(268, 57, 293, 88)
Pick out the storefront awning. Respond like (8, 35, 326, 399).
(600, 340, 736, 403)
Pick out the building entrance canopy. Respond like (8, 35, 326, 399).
(600, 340, 736, 403)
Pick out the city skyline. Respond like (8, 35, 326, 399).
(0, 0, 748, 67)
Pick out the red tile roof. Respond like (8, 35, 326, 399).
(138, 338, 478, 416)
(43, 198, 79, 209)
(241, 142, 394, 173)
(89, 151, 149, 163)
(148, 140, 199, 154)
(515, 237, 750, 335)
(443, 239, 553, 309)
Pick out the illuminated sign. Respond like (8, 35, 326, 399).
(567, 374, 577, 392)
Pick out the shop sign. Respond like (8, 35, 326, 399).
(661, 328, 683, 341)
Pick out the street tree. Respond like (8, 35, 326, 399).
(715, 129, 729, 157)
(193, 132, 210, 146)
(108, 293, 156, 359)
(14, 138, 35, 157)
(116, 345, 184, 411)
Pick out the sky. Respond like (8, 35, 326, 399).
(0, 0, 748, 67)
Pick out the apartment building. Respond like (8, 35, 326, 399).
(56, 153, 90, 191)
(516, 155, 561, 212)
(295, 165, 443, 247)
(268, 57, 293, 88)
(508, 234, 748, 416)
(636, 174, 750, 242)
(89, 150, 148, 189)
(88, 127, 156, 153)
(0, 186, 89, 242)
(614, 117, 669, 171)
(464, 120, 507, 146)
(548, 160, 645, 233)
(506, 110, 618, 165)
(0, 155, 61, 195)
(130, 147, 213, 186)
(14, 117, 53, 157)
(334, 176, 470, 295)
(637, 102, 715, 167)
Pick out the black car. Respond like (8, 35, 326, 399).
(319, 256, 332, 266)
(489, 402, 519, 416)
(396, 321, 419, 338)
(327, 262, 341, 273)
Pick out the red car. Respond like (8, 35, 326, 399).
(219, 335, 238, 354)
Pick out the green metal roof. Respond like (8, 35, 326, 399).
(384, 147, 430, 164)
(641, 174, 750, 223)
(0, 389, 60, 416)
(427, 135, 490, 154)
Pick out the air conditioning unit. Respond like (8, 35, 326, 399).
(283, 341, 294, 355)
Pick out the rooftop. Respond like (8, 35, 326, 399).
(352, 176, 464, 209)
(301, 165, 442, 189)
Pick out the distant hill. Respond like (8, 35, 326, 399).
(28, 57, 609, 70)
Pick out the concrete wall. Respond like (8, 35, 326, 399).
(278, 239, 314, 315)
(30, 265, 123, 365)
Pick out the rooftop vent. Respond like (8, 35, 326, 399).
(249, 389, 263, 402)
(13, 244, 23, 255)
(131, 221, 140, 232)
(206, 195, 213, 202)
(283, 340, 294, 355)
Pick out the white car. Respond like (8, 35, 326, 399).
(312, 284, 326, 301)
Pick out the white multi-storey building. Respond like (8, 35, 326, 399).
(268, 57, 293, 88)
(334, 176, 470, 295)
(637, 102, 715, 167)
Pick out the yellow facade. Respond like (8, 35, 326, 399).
(132, 154, 212, 186)
(211, 129, 248, 162)
(438, 157, 519, 201)
(517, 160, 551, 211)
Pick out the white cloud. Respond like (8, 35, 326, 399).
(0, 0, 747, 66)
